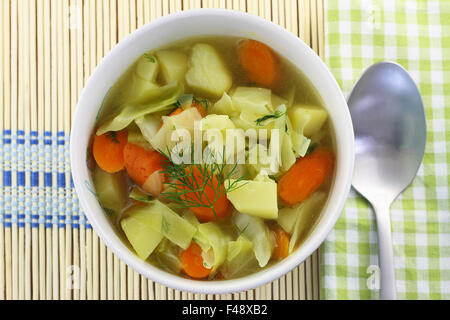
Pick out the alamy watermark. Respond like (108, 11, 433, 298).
(166, 120, 283, 174)
(366, 265, 380, 291)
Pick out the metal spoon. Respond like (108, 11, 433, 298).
(348, 62, 427, 300)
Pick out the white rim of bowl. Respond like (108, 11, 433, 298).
(71, 8, 354, 294)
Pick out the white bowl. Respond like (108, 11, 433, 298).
(71, 9, 354, 294)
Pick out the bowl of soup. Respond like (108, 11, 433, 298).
(71, 9, 354, 294)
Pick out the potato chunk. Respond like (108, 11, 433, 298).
(288, 104, 328, 137)
(93, 166, 128, 215)
(120, 207, 163, 260)
(185, 43, 232, 98)
(155, 50, 188, 84)
(225, 179, 278, 219)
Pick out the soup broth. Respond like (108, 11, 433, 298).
(90, 36, 335, 280)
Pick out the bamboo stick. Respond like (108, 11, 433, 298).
(20, 0, 29, 298)
(36, 0, 46, 300)
(69, 0, 81, 300)
(291, 0, 299, 36)
(304, 0, 311, 45)
(0, 0, 4, 301)
(0, 1, 3, 287)
(110, 0, 117, 49)
(10, 0, 19, 301)
(82, 0, 91, 301)
(130, 0, 137, 32)
(310, 0, 318, 58)
(137, 0, 144, 27)
(162, 0, 169, 16)
(127, 266, 133, 299)
(17, 0, 26, 300)
(317, 0, 325, 63)
(56, 0, 66, 300)
(28, 0, 39, 301)
(50, 0, 60, 300)
(313, 249, 320, 299)
(40, 0, 51, 300)
(143, 0, 150, 23)
(120, 260, 126, 299)
(148, 278, 154, 300)
(114, 252, 120, 299)
(27, 0, 37, 301)
(286, 270, 293, 300)
(74, 0, 85, 301)
(67, 0, 76, 300)
(62, 0, 72, 301)
(141, 274, 148, 300)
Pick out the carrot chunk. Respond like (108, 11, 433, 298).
(272, 227, 290, 260)
(191, 100, 207, 117)
(168, 107, 183, 116)
(123, 143, 166, 195)
(182, 166, 231, 222)
(181, 242, 211, 279)
(278, 149, 334, 206)
(158, 101, 205, 131)
(92, 130, 128, 173)
(237, 39, 280, 89)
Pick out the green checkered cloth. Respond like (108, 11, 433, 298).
(322, 0, 450, 300)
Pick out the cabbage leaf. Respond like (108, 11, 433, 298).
(233, 212, 272, 267)
(194, 222, 229, 277)
(276, 192, 326, 253)
(220, 235, 258, 279)
(96, 81, 182, 135)
(126, 200, 196, 250)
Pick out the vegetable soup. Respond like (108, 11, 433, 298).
(90, 36, 335, 280)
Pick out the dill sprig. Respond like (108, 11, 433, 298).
(193, 97, 209, 110)
(173, 94, 193, 109)
(255, 109, 286, 126)
(105, 131, 119, 143)
(305, 143, 318, 156)
(159, 146, 248, 221)
(237, 223, 250, 236)
(143, 53, 156, 63)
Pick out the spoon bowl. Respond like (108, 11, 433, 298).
(348, 62, 427, 299)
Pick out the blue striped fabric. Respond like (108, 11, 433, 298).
(0, 129, 91, 229)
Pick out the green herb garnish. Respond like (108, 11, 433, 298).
(143, 53, 156, 63)
(174, 94, 194, 109)
(129, 187, 153, 203)
(237, 223, 249, 236)
(105, 131, 119, 143)
(161, 216, 170, 234)
(193, 97, 209, 110)
(255, 110, 286, 126)
(101, 207, 115, 215)
(305, 143, 318, 156)
(159, 146, 247, 222)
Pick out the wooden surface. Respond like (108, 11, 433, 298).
(0, 0, 325, 300)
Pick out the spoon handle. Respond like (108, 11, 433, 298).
(373, 202, 397, 300)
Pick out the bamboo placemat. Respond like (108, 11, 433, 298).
(0, 0, 325, 300)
